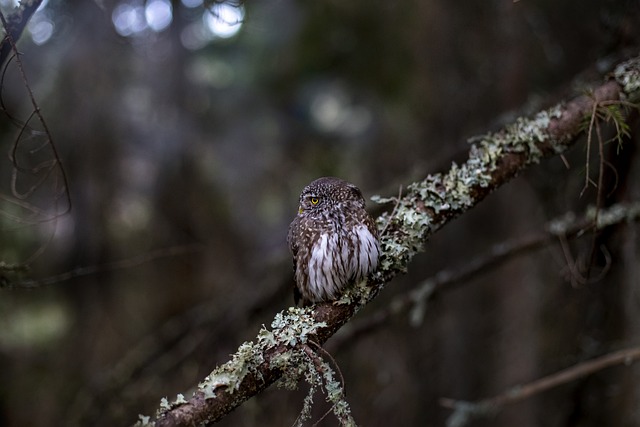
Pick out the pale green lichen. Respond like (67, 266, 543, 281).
(150, 305, 333, 420)
(479, 103, 566, 161)
(351, 277, 374, 304)
(547, 211, 577, 235)
(547, 202, 640, 236)
(257, 326, 277, 347)
(322, 363, 353, 425)
(134, 414, 151, 427)
(153, 393, 190, 420)
(266, 307, 355, 425)
(159, 397, 170, 410)
(373, 158, 492, 274)
(373, 101, 572, 278)
(180, 306, 326, 411)
(589, 202, 640, 229)
(293, 351, 354, 427)
(614, 56, 640, 97)
(296, 384, 315, 425)
(274, 350, 302, 390)
(201, 341, 263, 395)
(270, 306, 327, 346)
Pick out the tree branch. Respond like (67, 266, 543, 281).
(0, 0, 43, 68)
(140, 56, 640, 427)
(440, 346, 640, 427)
(329, 201, 640, 351)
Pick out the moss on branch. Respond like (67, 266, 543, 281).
(138, 55, 640, 427)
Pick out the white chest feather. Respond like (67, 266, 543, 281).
(305, 225, 380, 301)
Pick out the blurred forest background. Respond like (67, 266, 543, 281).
(1, 0, 640, 426)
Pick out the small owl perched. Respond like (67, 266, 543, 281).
(287, 177, 380, 306)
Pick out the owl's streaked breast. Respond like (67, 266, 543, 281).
(301, 223, 379, 303)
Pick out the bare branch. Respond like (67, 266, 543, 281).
(0, 2, 72, 271)
(0, 1, 43, 68)
(140, 56, 640, 427)
(1, 244, 204, 289)
(329, 201, 640, 350)
(440, 346, 640, 427)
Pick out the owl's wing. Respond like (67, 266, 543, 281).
(364, 211, 379, 239)
(287, 216, 299, 262)
(287, 217, 300, 305)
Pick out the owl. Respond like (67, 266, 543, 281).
(287, 177, 380, 306)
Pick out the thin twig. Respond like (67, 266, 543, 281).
(2, 244, 204, 289)
(0, 1, 44, 68)
(585, 111, 606, 281)
(557, 231, 588, 288)
(0, 8, 72, 221)
(380, 184, 403, 238)
(580, 100, 599, 197)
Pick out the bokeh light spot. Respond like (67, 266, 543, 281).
(112, 2, 147, 37)
(145, 0, 173, 32)
(204, 3, 244, 39)
(28, 13, 54, 45)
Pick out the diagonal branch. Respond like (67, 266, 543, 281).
(142, 56, 640, 427)
(440, 346, 640, 427)
(329, 201, 640, 351)
(0, 1, 43, 68)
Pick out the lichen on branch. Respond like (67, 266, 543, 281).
(139, 55, 640, 427)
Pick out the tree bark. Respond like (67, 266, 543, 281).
(144, 55, 640, 427)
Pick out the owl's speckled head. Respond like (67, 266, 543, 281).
(297, 177, 365, 214)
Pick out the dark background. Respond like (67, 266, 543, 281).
(1, 0, 640, 426)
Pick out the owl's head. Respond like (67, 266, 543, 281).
(297, 176, 365, 214)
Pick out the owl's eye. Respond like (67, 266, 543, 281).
(310, 197, 320, 205)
